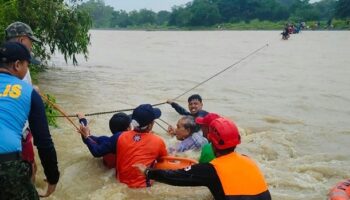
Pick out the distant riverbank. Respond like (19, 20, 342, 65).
(91, 19, 350, 31)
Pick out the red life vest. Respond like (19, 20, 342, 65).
(103, 153, 115, 169)
(21, 131, 34, 163)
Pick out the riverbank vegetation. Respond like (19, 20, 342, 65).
(0, 0, 92, 125)
(78, 0, 350, 30)
(0, 0, 92, 65)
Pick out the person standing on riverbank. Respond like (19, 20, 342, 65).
(5, 21, 42, 182)
(0, 42, 59, 199)
(134, 118, 271, 200)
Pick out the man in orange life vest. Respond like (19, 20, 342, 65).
(134, 118, 271, 200)
(117, 104, 167, 188)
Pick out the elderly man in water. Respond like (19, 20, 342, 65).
(168, 115, 208, 154)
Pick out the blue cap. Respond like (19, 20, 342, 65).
(132, 104, 161, 128)
(0, 42, 31, 63)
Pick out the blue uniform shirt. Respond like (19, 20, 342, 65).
(0, 72, 60, 184)
(0, 73, 32, 153)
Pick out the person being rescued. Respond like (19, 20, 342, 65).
(77, 112, 131, 168)
(134, 117, 271, 200)
(167, 115, 208, 154)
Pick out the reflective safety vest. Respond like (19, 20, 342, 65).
(210, 152, 269, 199)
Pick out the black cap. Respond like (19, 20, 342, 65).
(109, 112, 131, 133)
(0, 42, 31, 63)
(132, 104, 161, 128)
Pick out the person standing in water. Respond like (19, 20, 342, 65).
(134, 118, 271, 200)
(116, 104, 168, 188)
(167, 94, 208, 118)
(195, 112, 221, 163)
(77, 112, 131, 168)
(167, 115, 207, 154)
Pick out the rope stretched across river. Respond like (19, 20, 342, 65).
(47, 43, 269, 118)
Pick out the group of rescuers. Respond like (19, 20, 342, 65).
(0, 21, 271, 200)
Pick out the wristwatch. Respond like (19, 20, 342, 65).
(144, 168, 150, 176)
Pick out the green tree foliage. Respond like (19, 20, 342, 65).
(168, 6, 192, 27)
(278, 0, 296, 7)
(111, 10, 131, 28)
(217, 0, 260, 22)
(255, 0, 289, 21)
(313, 0, 336, 20)
(76, 0, 346, 28)
(129, 9, 157, 26)
(157, 11, 171, 25)
(335, 0, 350, 18)
(1, 0, 91, 126)
(78, 0, 114, 28)
(43, 94, 60, 127)
(0, 0, 92, 65)
(138, 9, 157, 25)
(188, 0, 221, 26)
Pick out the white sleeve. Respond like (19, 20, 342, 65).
(22, 69, 32, 85)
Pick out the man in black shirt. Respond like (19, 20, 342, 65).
(167, 94, 208, 118)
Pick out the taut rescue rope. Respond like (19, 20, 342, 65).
(48, 43, 269, 118)
(40, 93, 79, 130)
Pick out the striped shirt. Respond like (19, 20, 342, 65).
(172, 131, 208, 153)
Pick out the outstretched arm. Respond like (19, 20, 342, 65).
(167, 100, 190, 115)
(29, 90, 59, 197)
(133, 163, 219, 187)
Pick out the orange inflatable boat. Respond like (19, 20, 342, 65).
(328, 179, 350, 200)
(154, 156, 198, 170)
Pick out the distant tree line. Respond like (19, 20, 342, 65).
(78, 0, 350, 28)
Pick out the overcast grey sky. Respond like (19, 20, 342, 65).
(104, 0, 190, 12)
(104, 0, 320, 12)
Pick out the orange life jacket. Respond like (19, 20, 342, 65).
(116, 130, 167, 188)
(328, 179, 350, 200)
(210, 152, 269, 197)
